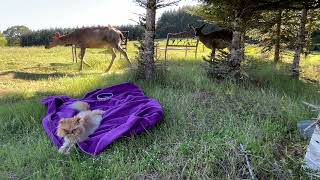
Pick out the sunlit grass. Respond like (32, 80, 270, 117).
(246, 45, 320, 81)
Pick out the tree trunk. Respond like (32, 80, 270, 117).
(292, 8, 308, 77)
(305, 9, 314, 58)
(230, 14, 244, 68)
(240, 30, 245, 61)
(143, 0, 156, 80)
(274, 10, 282, 63)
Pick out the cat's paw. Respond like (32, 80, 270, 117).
(58, 147, 70, 155)
(58, 148, 65, 154)
(93, 109, 105, 115)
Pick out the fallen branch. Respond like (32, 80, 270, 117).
(240, 144, 257, 180)
(303, 101, 320, 111)
(304, 120, 320, 132)
(302, 101, 320, 132)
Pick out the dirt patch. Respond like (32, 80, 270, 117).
(0, 88, 11, 96)
(0, 71, 15, 80)
(192, 91, 216, 105)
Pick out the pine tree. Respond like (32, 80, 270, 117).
(196, 0, 320, 78)
(134, 0, 179, 80)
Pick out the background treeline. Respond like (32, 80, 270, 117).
(19, 25, 145, 47)
(2, 7, 209, 47)
(20, 28, 74, 47)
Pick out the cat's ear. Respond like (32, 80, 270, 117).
(75, 117, 81, 125)
(59, 118, 66, 124)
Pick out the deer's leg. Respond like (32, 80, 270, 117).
(75, 46, 78, 63)
(82, 49, 91, 67)
(116, 45, 131, 65)
(105, 48, 116, 72)
(211, 48, 216, 59)
(79, 47, 86, 71)
(78, 47, 91, 67)
(83, 60, 91, 67)
(72, 46, 75, 63)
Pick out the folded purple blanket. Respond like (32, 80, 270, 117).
(41, 82, 163, 155)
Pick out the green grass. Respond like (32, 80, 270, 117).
(0, 43, 319, 179)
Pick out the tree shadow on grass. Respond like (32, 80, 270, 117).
(18, 63, 74, 71)
(49, 63, 74, 67)
(0, 70, 132, 105)
(0, 71, 78, 81)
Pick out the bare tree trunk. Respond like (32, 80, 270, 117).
(240, 30, 245, 61)
(274, 10, 282, 63)
(292, 8, 308, 77)
(230, 14, 244, 68)
(143, 0, 156, 80)
(305, 9, 314, 58)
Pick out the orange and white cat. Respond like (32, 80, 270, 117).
(57, 101, 105, 154)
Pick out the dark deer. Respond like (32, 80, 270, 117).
(45, 25, 131, 72)
(189, 24, 233, 59)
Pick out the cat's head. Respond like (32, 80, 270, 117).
(57, 117, 84, 140)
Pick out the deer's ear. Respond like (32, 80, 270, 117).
(200, 24, 206, 29)
(59, 118, 66, 124)
(54, 32, 61, 38)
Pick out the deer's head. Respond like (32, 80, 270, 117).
(45, 32, 62, 49)
(188, 24, 206, 36)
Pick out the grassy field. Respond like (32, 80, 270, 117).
(0, 42, 319, 179)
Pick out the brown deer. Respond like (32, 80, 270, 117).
(189, 24, 233, 59)
(45, 26, 131, 72)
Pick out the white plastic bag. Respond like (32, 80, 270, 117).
(305, 125, 320, 170)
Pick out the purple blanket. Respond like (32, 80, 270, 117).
(41, 82, 163, 155)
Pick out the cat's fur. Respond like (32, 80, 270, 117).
(57, 101, 104, 154)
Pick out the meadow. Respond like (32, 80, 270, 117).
(0, 42, 319, 179)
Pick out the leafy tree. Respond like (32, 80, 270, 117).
(304, 9, 320, 54)
(253, 10, 298, 62)
(0, 32, 7, 47)
(291, 4, 320, 77)
(3, 25, 31, 46)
